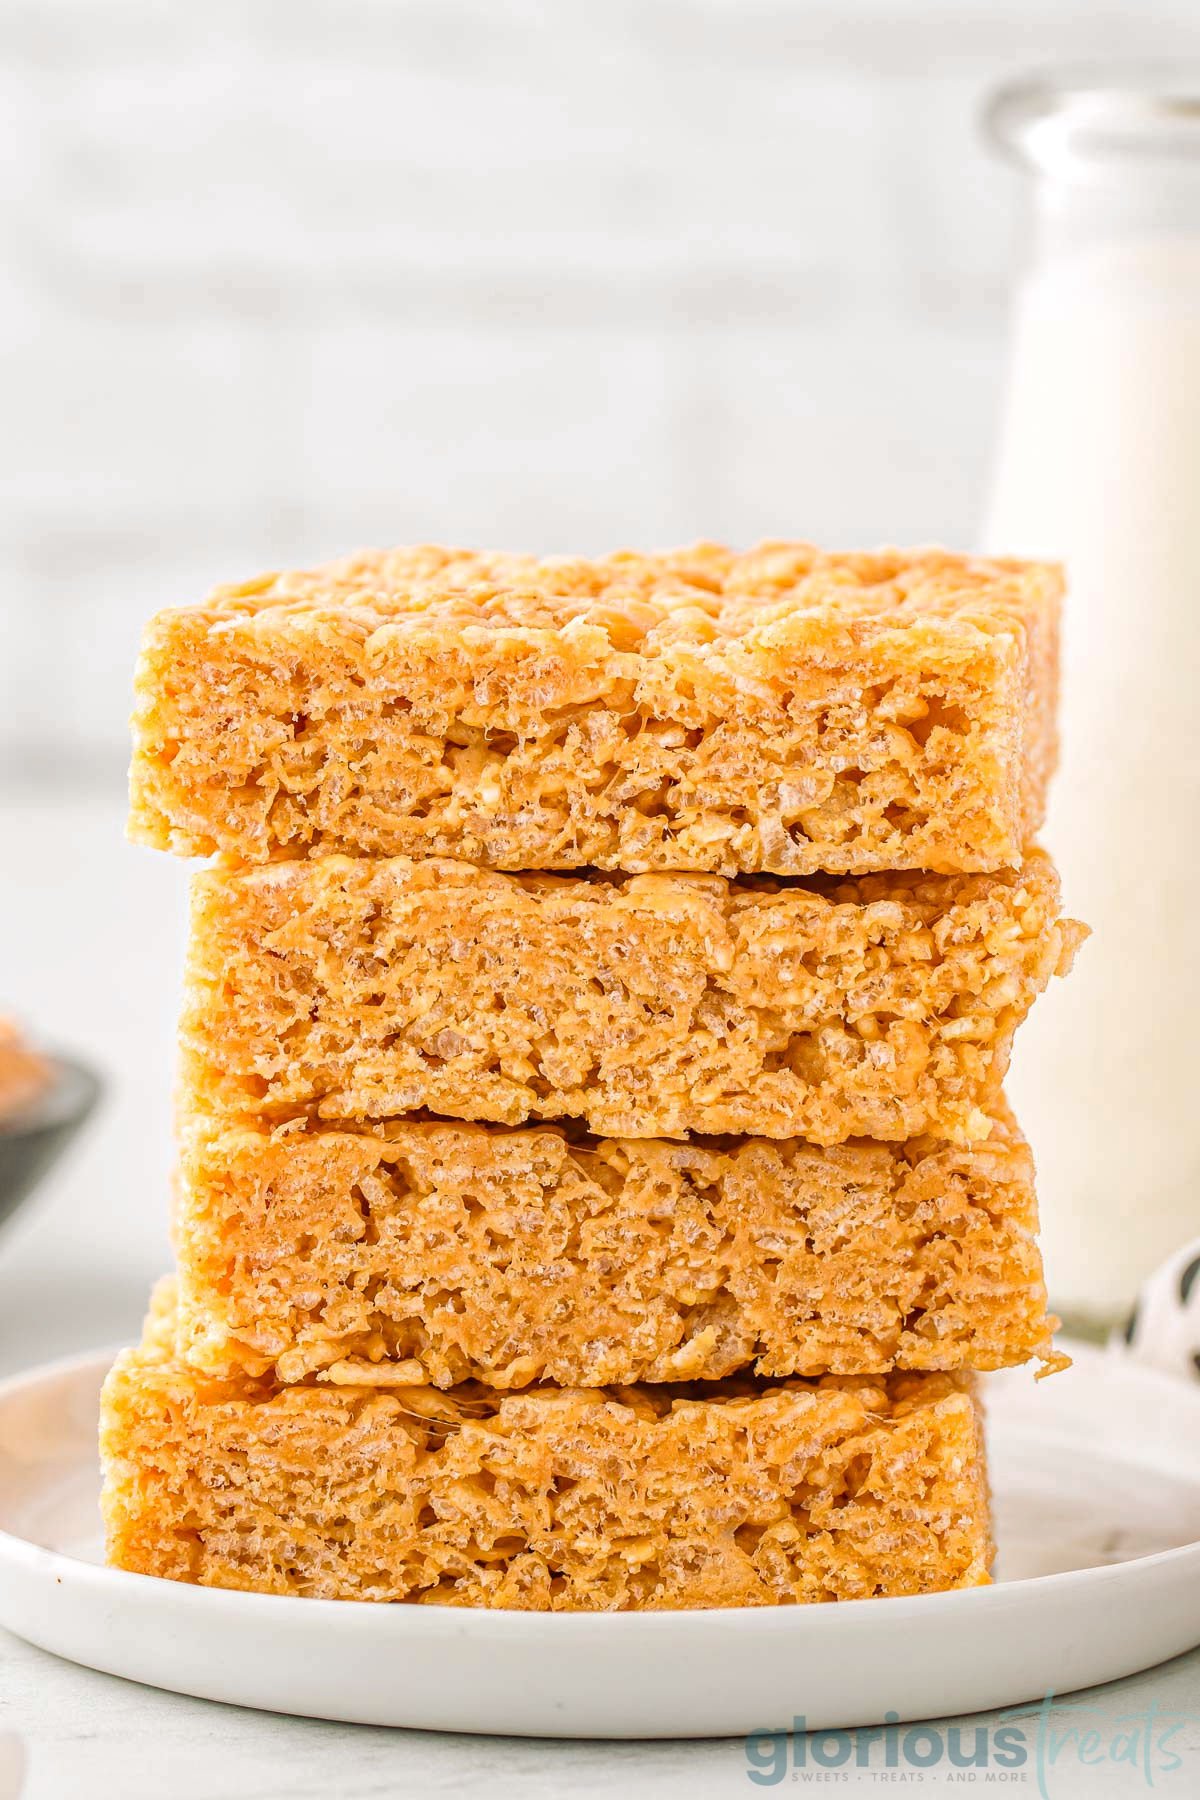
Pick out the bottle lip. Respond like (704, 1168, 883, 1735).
(985, 66, 1200, 174)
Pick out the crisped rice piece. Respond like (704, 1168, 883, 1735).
(101, 1281, 993, 1609)
(173, 1106, 1059, 1386)
(128, 541, 1060, 876)
(179, 849, 1084, 1143)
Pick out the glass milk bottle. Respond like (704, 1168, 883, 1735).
(983, 73, 1200, 1328)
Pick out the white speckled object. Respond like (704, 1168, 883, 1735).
(1112, 1237, 1200, 1384)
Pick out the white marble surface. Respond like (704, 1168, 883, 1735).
(2, 1624, 1198, 1799)
(2, 785, 1199, 1798)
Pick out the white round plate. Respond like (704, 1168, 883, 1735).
(0, 1342, 1198, 1739)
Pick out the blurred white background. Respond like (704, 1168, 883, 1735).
(0, 0, 1193, 1366)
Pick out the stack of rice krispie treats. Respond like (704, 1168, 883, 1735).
(102, 543, 1084, 1611)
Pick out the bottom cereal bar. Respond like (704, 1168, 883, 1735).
(100, 1283, 992, 1610)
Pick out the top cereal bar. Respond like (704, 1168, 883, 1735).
(128, 542, 1060, 875)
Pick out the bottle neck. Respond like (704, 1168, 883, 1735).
(986, 71, 1200, 276)
(1026, 162, 1200, 272)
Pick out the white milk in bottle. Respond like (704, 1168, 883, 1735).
(983, 76, 1200, 1325)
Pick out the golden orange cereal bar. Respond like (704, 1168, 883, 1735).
(0, 1016, 51, 1120)
(101, 1283, 993, 1609)
(128, 542, 1060, 876)
(174, 1108, 1058, 1387)
(179, 850, 1083, 1143)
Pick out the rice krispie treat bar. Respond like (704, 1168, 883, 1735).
(129, 542, 1060, 877)
(180, 849, 1083, 1143)
(0, 1016, 51, 1121)
(174, 1108, 1058, 1387)
(101, 1284, 992, 1609)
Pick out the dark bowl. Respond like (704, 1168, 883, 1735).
(0, 1056, 101, 1237)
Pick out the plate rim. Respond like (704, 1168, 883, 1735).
(1, 1340, 1199, 1634)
